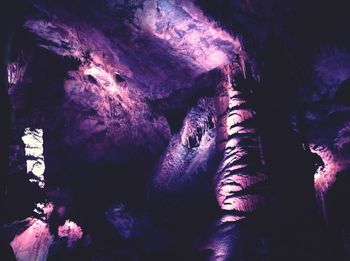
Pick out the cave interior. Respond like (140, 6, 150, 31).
(1, 0, 350, 260)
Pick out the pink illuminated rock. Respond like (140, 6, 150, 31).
(10, 218, 54, 261)
(221, 194, 266, 212)
(58, 220, 83, 248)
(24, 0, 242, 101)
(309, 144, 347, 223)
(310, 144, 344, 194)
(135, 0, 241, 73)
(21, 0, 244, 166)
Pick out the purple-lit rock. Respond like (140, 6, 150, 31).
(154, 97, 217, 189)
(214, 64, 267, 214)
(57, 220, 83, 248)
(106, 203, 134, 239)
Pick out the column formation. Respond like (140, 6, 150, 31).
(214, 64, 267, 221)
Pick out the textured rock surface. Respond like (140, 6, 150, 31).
(154, 97, 217, 190)
(57, 220, 83, 247)
(10, 218, 53, 261)
(214, 65, 267, 214)
(105, 203, 134, 239)
(17, 0, 244, 167)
